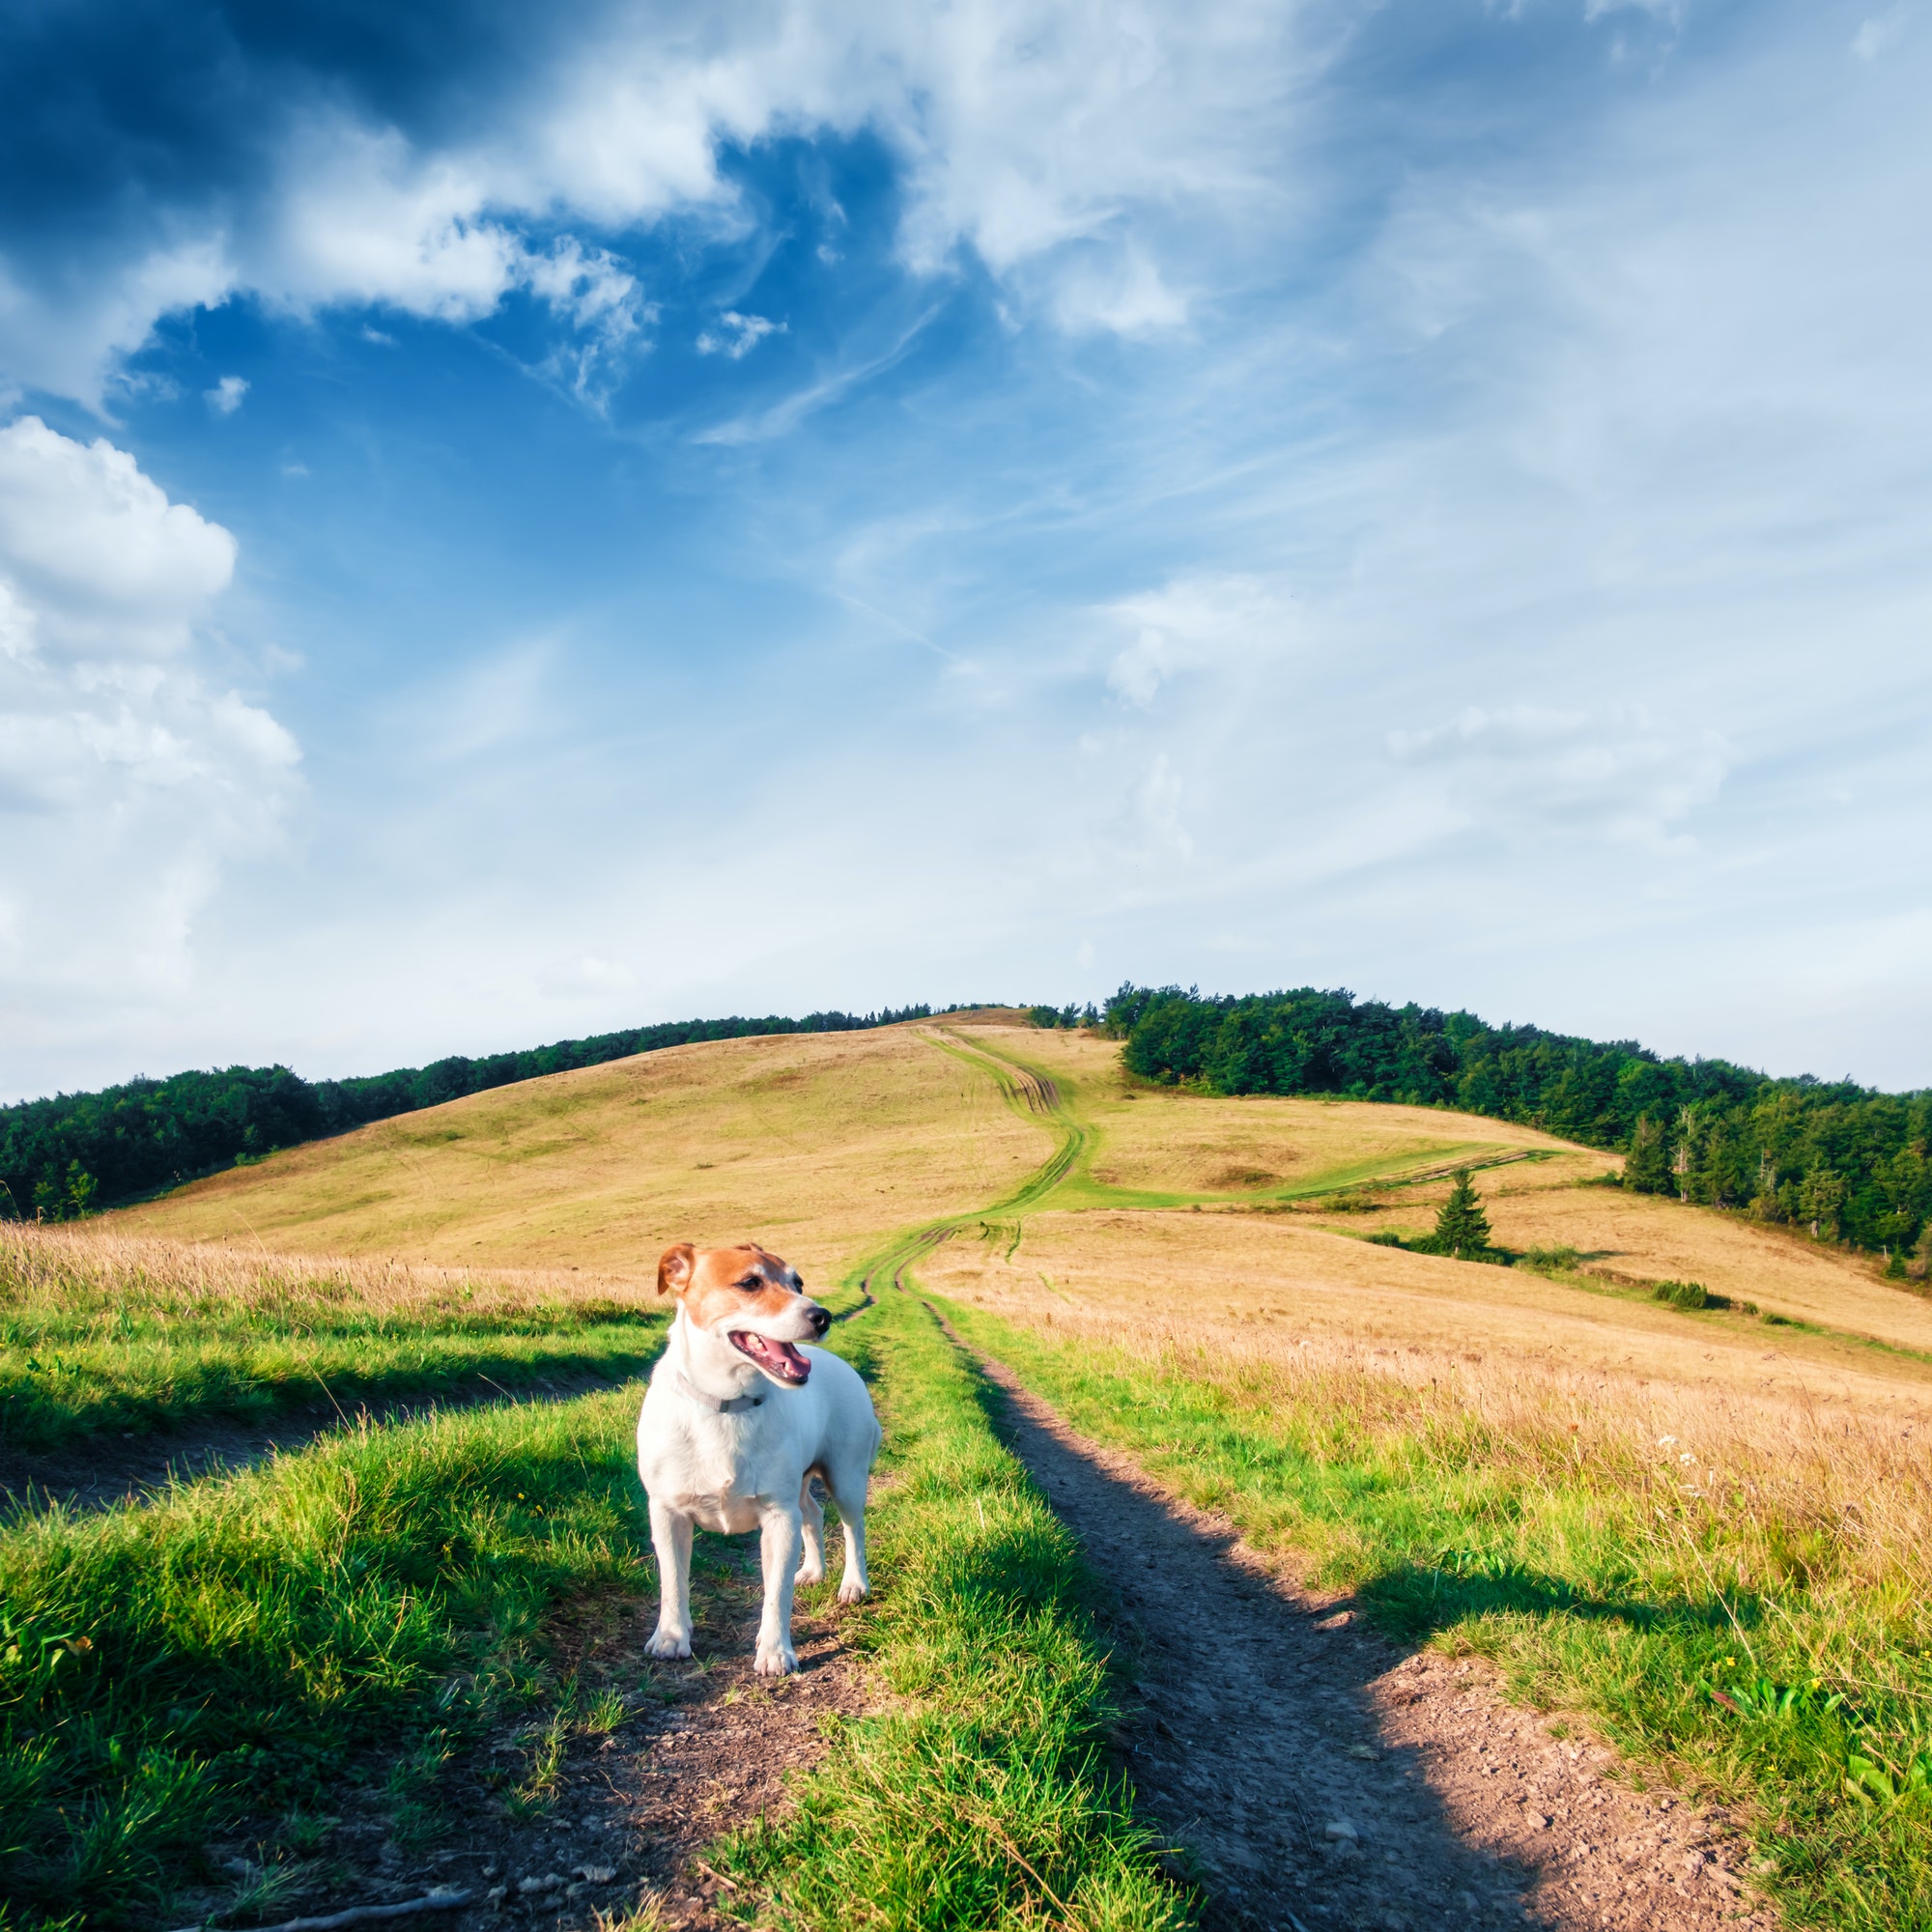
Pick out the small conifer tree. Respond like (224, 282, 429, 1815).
(1433, 1170, 1492, 1259)
(1622, 1116, 1671, 1195)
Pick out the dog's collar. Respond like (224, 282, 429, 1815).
(674, 1369, 766, 1413)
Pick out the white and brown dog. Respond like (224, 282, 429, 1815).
(637, 1241, 880, 1675)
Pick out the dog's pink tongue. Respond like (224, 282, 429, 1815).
(768, 1340, 811, 1379)
(742, 1333, 810, 1380)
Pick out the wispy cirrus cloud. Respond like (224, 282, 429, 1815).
(696, 310, 784, 359)
(1388, 705, 1733, 851)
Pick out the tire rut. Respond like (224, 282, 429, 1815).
(964, 1342, 1776, 1932)
(181, 1540, 870, 1932)
(0, 1369, 634, 1517)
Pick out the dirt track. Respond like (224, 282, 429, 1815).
(162, 1331, 1780, 1932)
(970, 1347, 1776, 1932)
(181, 1534, 866, 1932)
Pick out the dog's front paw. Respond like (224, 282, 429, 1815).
(837, 1577, 868, 1605)
(645, 1627, 692, 1660)
(753, 1642, 799, 1677)
(794, 1560, 826, 1587)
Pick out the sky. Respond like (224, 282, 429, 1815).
(1, 0, 1929, 1102)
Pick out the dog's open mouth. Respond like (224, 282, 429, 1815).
(728, 1331, 812, 1385)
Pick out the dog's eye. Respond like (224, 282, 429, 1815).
(737, 1277, 762, 1291)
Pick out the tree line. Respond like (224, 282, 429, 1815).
(1102, 984, 1932, 1268)
(1, 1005, 952, 1220)
(1027, 1003, 1099, 1031)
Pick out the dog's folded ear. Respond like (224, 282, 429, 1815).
(657, 1242, 696, 1297)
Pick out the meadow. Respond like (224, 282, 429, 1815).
(0, 1225, 661, 1453)
(0, 1229, 1179, 1931)
(114, 1024, 1046, 1286)
(6, 1014, 1929, 1929)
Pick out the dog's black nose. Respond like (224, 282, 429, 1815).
(807, 1303, 832, 1337)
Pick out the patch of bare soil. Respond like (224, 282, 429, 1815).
(971, 1350, 1776, 1932)
(0, 1372, 631, 1516)
(179, 1536, 867, 1932)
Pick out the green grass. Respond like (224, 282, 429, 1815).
(0, 1385, 654, 1927)
(0, 1252, 1191, 1932)
(926, 1030, 1538, 1215)
(727, 1291, 1193, 1932)
(0, 1311, 662, 1452)
(0, 1238, 664, 1449)
(940, 1297, 1932, 1932)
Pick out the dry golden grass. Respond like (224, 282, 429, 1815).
(986, 1024, 1932, 1363)
(0, 1220, 672, 1453)
(942, 1272, 1932, 1604)
(1, 1218, 639, 1325)
(114, 1026, 1050, 1289)
(923, 1208, 1932, 1420)
(106, 1018, 1931, 1406)
(1004, 1025, 1586, 1196)
(1330, 1167, 1932, 1355)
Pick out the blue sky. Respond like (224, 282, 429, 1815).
(2, 0, 1928, 1100)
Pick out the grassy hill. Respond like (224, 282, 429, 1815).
(114, 1015, 1932, 1414)
(114, 1020, 1049, 1290)
(924, 1026, 1932, 1417)
(30, 1013, 1931, 1932)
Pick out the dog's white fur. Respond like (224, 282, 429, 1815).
(636, 1241, 881, 1675)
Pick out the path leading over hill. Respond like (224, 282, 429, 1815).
(839, 1033, 1788, 1929)
(81, 1016, 1932, 1931)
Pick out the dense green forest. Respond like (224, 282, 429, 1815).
(1102, 984, 1932, 1265)
(0, 1006, 948, 1221)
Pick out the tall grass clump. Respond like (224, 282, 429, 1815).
(940, 1296, 1932, 1932)
(729, 1293, 1193, 1932)
(0, 1386, 650, 1928)
(0, 1224, 664, 1448)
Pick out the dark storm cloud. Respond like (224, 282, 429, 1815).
(0, 0, 564, 239)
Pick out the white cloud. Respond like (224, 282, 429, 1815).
(1388, 704, 1732, 851)
(696, 310, 785, 358)
(0, 234, 234, 416)
(401, 640, 557, 762)
(1103, 575, 1290, 707)
(537, 953, 638, 998)
(693, 305, 938, 444)
(1046, 244, 1189, 337)
(0, 0, 1305, 407)
(1122, 751, 1193, 861)
(0, 418, 236, 650)
(256, 117, 658, 405)
(205, 375, 248, 414)
(1853, 6, 1910, 59)
(0, 417, 298, 1026)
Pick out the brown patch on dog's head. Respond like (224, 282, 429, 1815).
(657, 1241, 696, 1297)
(656, 1241, 829, 1385)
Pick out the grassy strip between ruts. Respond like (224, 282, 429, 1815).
(725, 1290, 1195, 1932)
(936, 1297, 1932, 1932)
(0, 1382, 658, 1929)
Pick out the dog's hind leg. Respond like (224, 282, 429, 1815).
(796, 1473, 828, 1587)
(644, 1499, 695, 1660)
(754, 1500, 804, 1675)
(824, 1456, 871, 1605)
